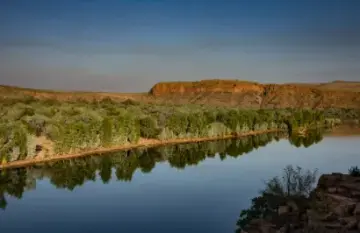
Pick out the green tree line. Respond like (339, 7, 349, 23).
(0, 96, 347, 163)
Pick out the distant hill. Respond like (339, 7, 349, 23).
(149, 79, 360, 109)
(1, 79, 360, 109)
(0, 84, 151, 102)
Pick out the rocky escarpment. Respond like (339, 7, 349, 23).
(241, 173, 360, 233)
(2, 80, 360, 109)
(149, 80, 360, 109)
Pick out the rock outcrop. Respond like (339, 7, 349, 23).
(149, 80, 360, 109)
(2, 80, 360, 109)
(241, 173, 360, 233)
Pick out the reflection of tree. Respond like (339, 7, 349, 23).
(0, 133, 281, 197)
(226, 141, 240, 157)
(0, 170, 8, 210)
(168, 151, 187, 169)
(219, 152, 227, 161)
(1, 169, 27, 199)
(115, 151, 139, 182)
(138, 151, 156, 173)
(115, 166, 133, 182)
(0, 168, 28, 210)
(99, 156, 112, 184)
(168, 143, 208, 169)
(167, 134, 278, 167)
(49, 166, 85, 191)
(0, 192, 7, 210)
(0, 131, 318, 211)
(288, 129, 324, 148)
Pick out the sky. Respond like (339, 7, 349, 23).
(0, 0, 359, 92)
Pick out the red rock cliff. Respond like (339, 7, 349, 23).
(149, 79, 360, 109)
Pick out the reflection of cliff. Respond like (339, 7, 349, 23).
(0, 131, 322, 210)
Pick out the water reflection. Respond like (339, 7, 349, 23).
(288, 129, 324, 148)
(0, 130, 324, 211)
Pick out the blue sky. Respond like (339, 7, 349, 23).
(0, 0, 359, 92)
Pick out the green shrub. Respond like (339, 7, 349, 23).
(207, 122, 231, 137)
(157, 127, 176, 140)
(236, 165, 318, 232)
(139, 116, 160, 139)
(187, 112, 205, 136)
(166, 113, 189, 136)
(101, 117, 113, 147)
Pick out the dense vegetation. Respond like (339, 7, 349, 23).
(0, 131, 325, 210)
(0, 96, 345, 164)
(323, 108, 360, 122)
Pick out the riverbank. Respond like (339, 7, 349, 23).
(324, 123, 360, 137)
(0, 129, 281, 170)
(239, 172, 360, 233)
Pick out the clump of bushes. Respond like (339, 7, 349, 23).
(262, 165, 318, 197)
(0, 95, 343, 163)
(236, 165, 318, 232)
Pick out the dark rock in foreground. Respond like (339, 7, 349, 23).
(241, 173, 360, 233)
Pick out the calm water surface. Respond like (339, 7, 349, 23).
(0, 133, 359, 233)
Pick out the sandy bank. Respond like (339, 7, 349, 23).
(0, 129, 280, 170)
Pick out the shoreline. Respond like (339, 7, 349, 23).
(324, 124, 360, 137)
(0, 129, 281, 170)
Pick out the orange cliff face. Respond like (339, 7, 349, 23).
(150, 79, 265, 95)
(149, 79, 360, 109)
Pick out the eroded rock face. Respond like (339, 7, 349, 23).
(241, 173, 360, 233)
(2, 80, 360, 109)
(150, 80, 264, 96)
(149, 80, 360, 109)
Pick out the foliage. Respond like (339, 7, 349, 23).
(236, 165, 318, 232)
(0, 95, 345, 161)
(101, 117, 113, 147)
(288, 129, 324, 148)
(166, 113, 189, 137)
(262, 165, 318, 197)
(139, 116, 160, 139)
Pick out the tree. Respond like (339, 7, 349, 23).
(139, 116, 160, 139)
(99, 156, 113, 184)
(235, 165, 318, 232)
(0, 193, 7, 210)
(187, 112, 205, 136)
(101, 117, 112, 147)
(166, 113, 188, 136)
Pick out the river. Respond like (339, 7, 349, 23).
(0, 132, 359, 233)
